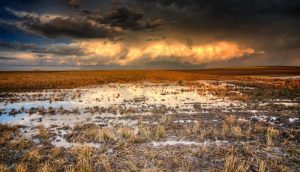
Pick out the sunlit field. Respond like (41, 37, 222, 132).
(0, 67, 300, 171)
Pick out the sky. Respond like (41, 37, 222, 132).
(0, 0, 299, 70)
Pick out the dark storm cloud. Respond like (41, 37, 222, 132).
(157, 1, 296, 28)
(2, 7, 119, 39)
(138, 0, 300, 18)
(136, 0, 300, 36)
(0, 41, 39, 51)
(22, 16, 117, 39)
(0, 56, 17, 60)
(4, 6, 163, 39)
(0, 41, 85, 56)
(276, 31, 300, 49)
(68, 0, 82, 8)
(101, 7, 164, 30)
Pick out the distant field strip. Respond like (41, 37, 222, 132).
(0, 67, 300, 92)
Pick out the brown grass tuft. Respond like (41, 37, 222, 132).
(266, 127, 279, 147)
(119, 127, 133, 139)
(38, 125, 50, 140)
(223, 154, 252, 172)
(155, 125, 166, 139)
(15, 163, 28, 172)
(0, 164, 8, 172)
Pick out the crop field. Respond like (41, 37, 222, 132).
(0, 67, 299, 171)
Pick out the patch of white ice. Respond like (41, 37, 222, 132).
(288, 118, 299, 123)
(151, 139, 230, 147)
(151, 140, 200, 147)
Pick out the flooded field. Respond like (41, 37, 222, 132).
(0, 75, 299, 171)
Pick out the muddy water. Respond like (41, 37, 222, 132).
(0, 81, 298, 147)
(0, 81, 243, 124)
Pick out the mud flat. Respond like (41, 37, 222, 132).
(0, 79, 299, 171)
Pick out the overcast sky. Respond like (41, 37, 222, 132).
(0, 0, 299, 70)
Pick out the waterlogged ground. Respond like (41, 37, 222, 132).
(0, 80, 299, 171)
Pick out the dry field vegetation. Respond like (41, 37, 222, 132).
(0, 67, 299, 172)
(0, 66, 300, 92)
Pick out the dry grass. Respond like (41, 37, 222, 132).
(38, 125, 50, 140)
(221, 122, 230, 138)
(258, 160, 266, 172)
(70, 124, 115, 143)
(0, 164, 8, 172)
(69, 146, 94, 172)
(223, 154, 252, 172)
(199, 127, 207, 140)
(192, 121, 201, 134)
(119, 127, 134, 139)
(266, 127, 280, 147)
(232, 125, 243, 137)
(99, 128, 115, 142)
(10, 137, 33, 149)
(138, 125, 151, 139)
(37, 161, 54, 172)
(1, 67, 299, 92)
(15, 163, 28, 172)
(65, 166, 76, 172)
(141, 167, 160, 172)
(170, 156, 192, 171)
(220, 115, 245, 138)
(24, 148, 42, 162)
(155, 125, 166, 139)
(0, 124, 19, 146)
(225, 115, 237, 125)
(159, 115, 172, 124)
(100, 155, 113, 172)
(50, 147, 63, 158)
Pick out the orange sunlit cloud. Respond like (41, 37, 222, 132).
(0, 51, 36, 60)
(76, 39, 256, 65)
(15, 53, 35, 60)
